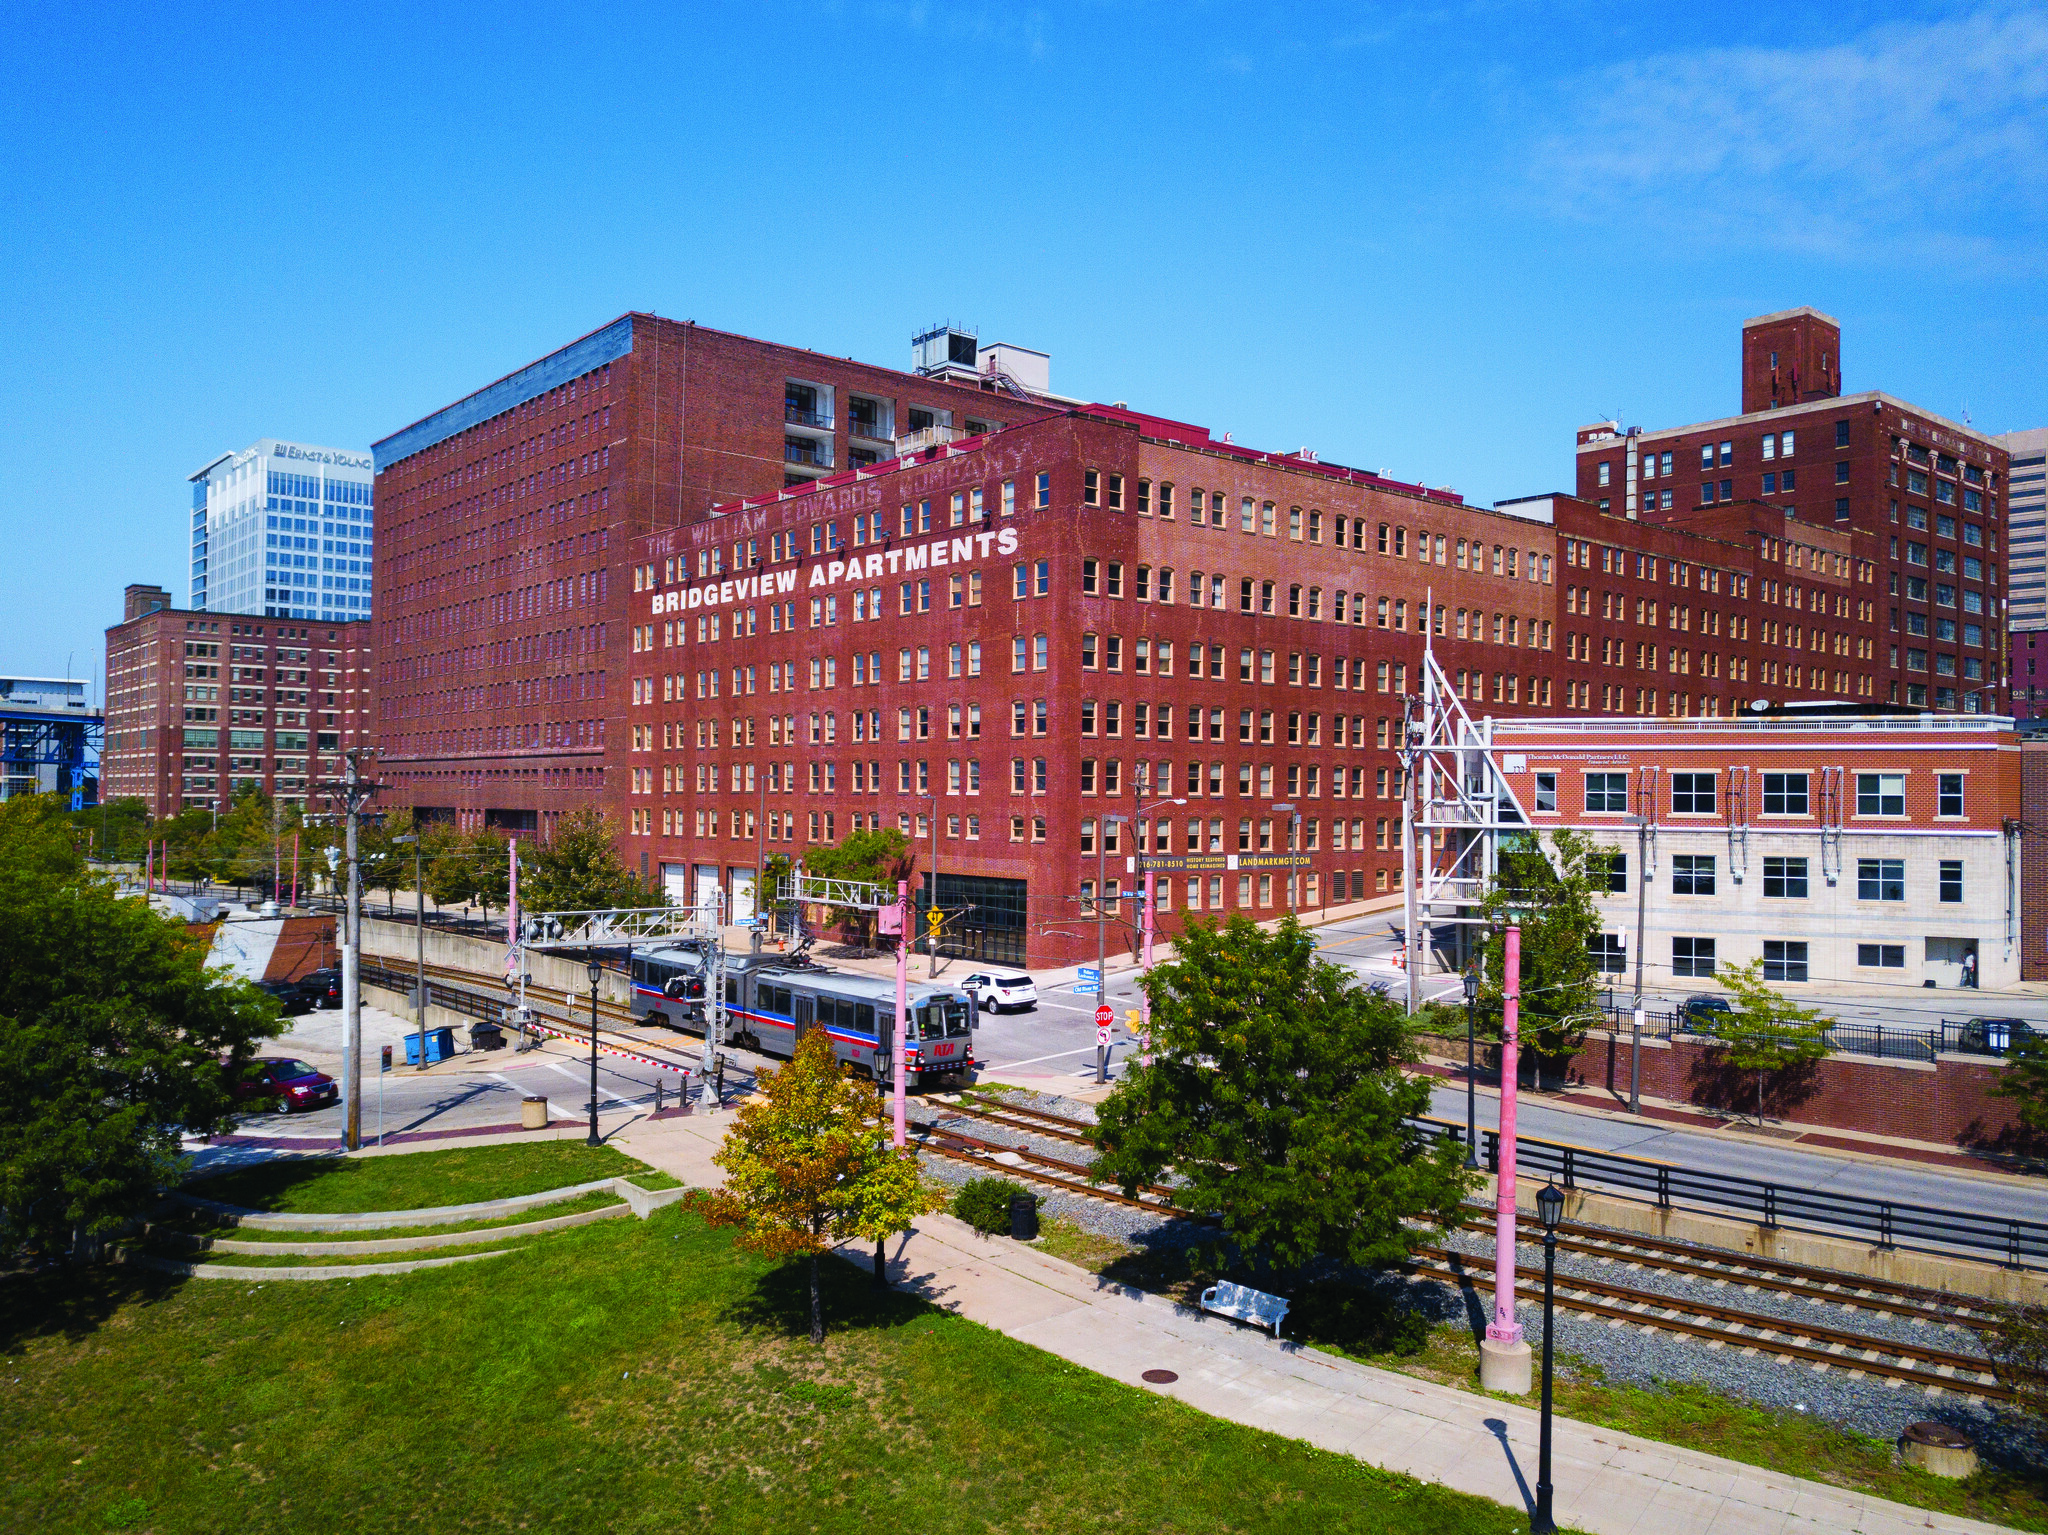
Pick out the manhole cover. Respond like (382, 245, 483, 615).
(1902, 1422, 1973, 1450)
(1141, 1369, 1179, 1384)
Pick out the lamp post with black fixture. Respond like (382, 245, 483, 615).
(1462, 965, 1481, 1170)
(1534, 1179, 1565, 1535)
(584, 955, 604, 1148)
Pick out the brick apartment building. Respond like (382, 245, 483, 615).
(102, 583, 373, 816)
(366, 308, 2019, 969)
(1575, 307, 2012, 716)
(368, 315, 1057, 837)
(1493, 714, 2022, 993)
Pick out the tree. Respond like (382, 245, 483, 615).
(804, 827, 911, 946)
(1712, 958, 1832, 1125)
(1092, 915, 1474, 1274)
(1992, 1033, 2048, 1135)
(1984, 1302, 2048, 1430)
(0, 796, 279, 1255)
(521, 806, 655, 914)
(1475, 827, 1607, 1068)
(691, 1029, 941, 1341)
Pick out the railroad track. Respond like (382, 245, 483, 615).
(1454, 1216, 1987, 1328)
(932, 1094, 1098, 1146)
(909, 1122, 1179, 1215)
(1404, 1246, 2008, 1402)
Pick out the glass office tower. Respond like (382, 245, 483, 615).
(188, 439, 375, 621)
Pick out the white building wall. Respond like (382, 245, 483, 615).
(190, 439, 374, 621)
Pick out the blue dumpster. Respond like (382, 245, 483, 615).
(403, 1027, 456, 1066)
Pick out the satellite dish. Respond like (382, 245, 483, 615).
(1750, 698, 1771, 712)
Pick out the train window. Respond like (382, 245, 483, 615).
(944, 999, 971, 1037)
(855, 1003, 875, 1035)
(725, 977, 739, 1005)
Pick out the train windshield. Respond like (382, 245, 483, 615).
(943, 998, 971, 1037)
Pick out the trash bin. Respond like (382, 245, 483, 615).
(521, 1096, 549, 1130)
(469, 1021, 507, 1051)
(1009, 1193, 1040, 1241)
(402, 1027, 456, 1066)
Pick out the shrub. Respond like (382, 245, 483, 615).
(951, 1177, 1040, 1235)
(1287, 1281, 1435, 1358)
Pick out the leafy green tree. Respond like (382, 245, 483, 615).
(0, 797, 279, 1255)
(804, 827, 911, 945)
(692, 1029, 941, 1341)
(521, 806, 654, 914)
(1993, 1033, 2048, 1135)
(1712, 958, 1832, 1125)
(425, 827, 513, 921)
(1475, 827, 1607, 1067)
(1092, 915, 1474, 1274)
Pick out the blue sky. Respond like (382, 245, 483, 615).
(2, 1, 2043, 690)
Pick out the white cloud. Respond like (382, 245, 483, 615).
(1530, 8, 2048, 259)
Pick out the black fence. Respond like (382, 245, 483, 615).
(1597, 993, 2023, 1063)
(1415, 1117, 2048, 1271)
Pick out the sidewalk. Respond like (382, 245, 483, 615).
(844, 1212, 2012, 1535)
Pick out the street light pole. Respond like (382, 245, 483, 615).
(585, 955, 604, 1147)
(1629, 812, 1649, 1114)
(1479, 917, 1532, 1394)
(1535, 1181, 1565, 1534)
(1462, 965, 1481, 1170)
(926, 793, 940, 977)
(394, 833, 427, 1073)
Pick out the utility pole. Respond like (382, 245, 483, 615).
(926, 794, 940, 977)
(699, 887, 725, 1117)
(394, 834, 427, 1072)
(1401, 695, 1421, 1015)
(318, 749, 378, 1152)
(894, 877, 909, 1148)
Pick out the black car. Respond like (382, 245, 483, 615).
(254, 977, 313, 1016)
(294, 969, 343, 1010)
(1678, 994, 1732, 1033)
(1955, 1016, 2037, 1054)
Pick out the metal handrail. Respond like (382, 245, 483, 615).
(783, 405, 833, 429)
(1416, 1117, 2048, 1270)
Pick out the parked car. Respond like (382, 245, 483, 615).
(1677, 994, 1732, 1033)
(960, 972, 1038, 1013)
(1954, 1016, 2037, 1054)
(232, 1057, 339, 1114)
(294, 969, 342, 1009)
(253, 978, 313, 1016)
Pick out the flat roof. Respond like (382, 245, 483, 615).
(1744, 305, 1842, 330)
(1575, 391, 2002, 454)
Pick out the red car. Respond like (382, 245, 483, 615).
(233, 1057, 339, 1114)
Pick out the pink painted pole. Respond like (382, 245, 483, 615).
(1488, 922, 1524, 1348)
(893, 878, 909, 1150)
(143, 842, 152, 892)
(1139, 869, 1156, 1066)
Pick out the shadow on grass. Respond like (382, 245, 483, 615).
(179, 1156, 345, 1210)
(0, 1262, 189, 1355)
(718, 1253, 935, 1342)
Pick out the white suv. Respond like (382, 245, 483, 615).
(962, 972, 1038, 1013)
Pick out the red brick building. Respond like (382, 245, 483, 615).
(103, 583, 373, 816)
(368, 315, 1057, 834)
(1574, 308, 2012, 715)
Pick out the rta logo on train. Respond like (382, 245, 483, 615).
(646, 526, 1023, 616)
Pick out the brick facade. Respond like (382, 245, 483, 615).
(103, 584, 373, 816)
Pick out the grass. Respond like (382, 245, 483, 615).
(184, 1141, 658, 1214)
(3, 1204, 1549, 1534)
(164, 1237, 529, 1269)
(160, 1188, 627, 1243)
(1058, 1225, 2048, 1533)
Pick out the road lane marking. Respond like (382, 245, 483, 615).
(981, 1046, 1100, 1070)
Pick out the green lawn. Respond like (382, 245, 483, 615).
(162, 1187, 626, 1243)
(5, 1203, 1548, 1535)
(1051, 1222, 2048, 1534)
(185, 1140, 655, 1214)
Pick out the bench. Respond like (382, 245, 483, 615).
(1200, 1280, 1289, 1338)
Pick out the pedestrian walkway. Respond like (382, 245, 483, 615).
(842, 1213, 2014, 1535)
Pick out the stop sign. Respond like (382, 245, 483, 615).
(1094, 1004, 1114, 1027)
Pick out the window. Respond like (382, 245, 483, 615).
(1671, 854, 1716, 896)
(1939, 860, 1963, 903)
(1857, 944, 1905, 969)
(1585, 771, 1628, 812)
(1672, 937, 1717, 978)
(1670, 772, 1715, 814)
(1855, 772, 1905, 816)
(1597, 851, 1627, 894)
(1534, 772, 1556, 813)
(1588, 934, 1626, 975)
(1762, 856, 1807, 899)
(1856, 858, 1905, 901)
(1762, 941, 1808, 983)
(1938, 772, 1964, 817)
